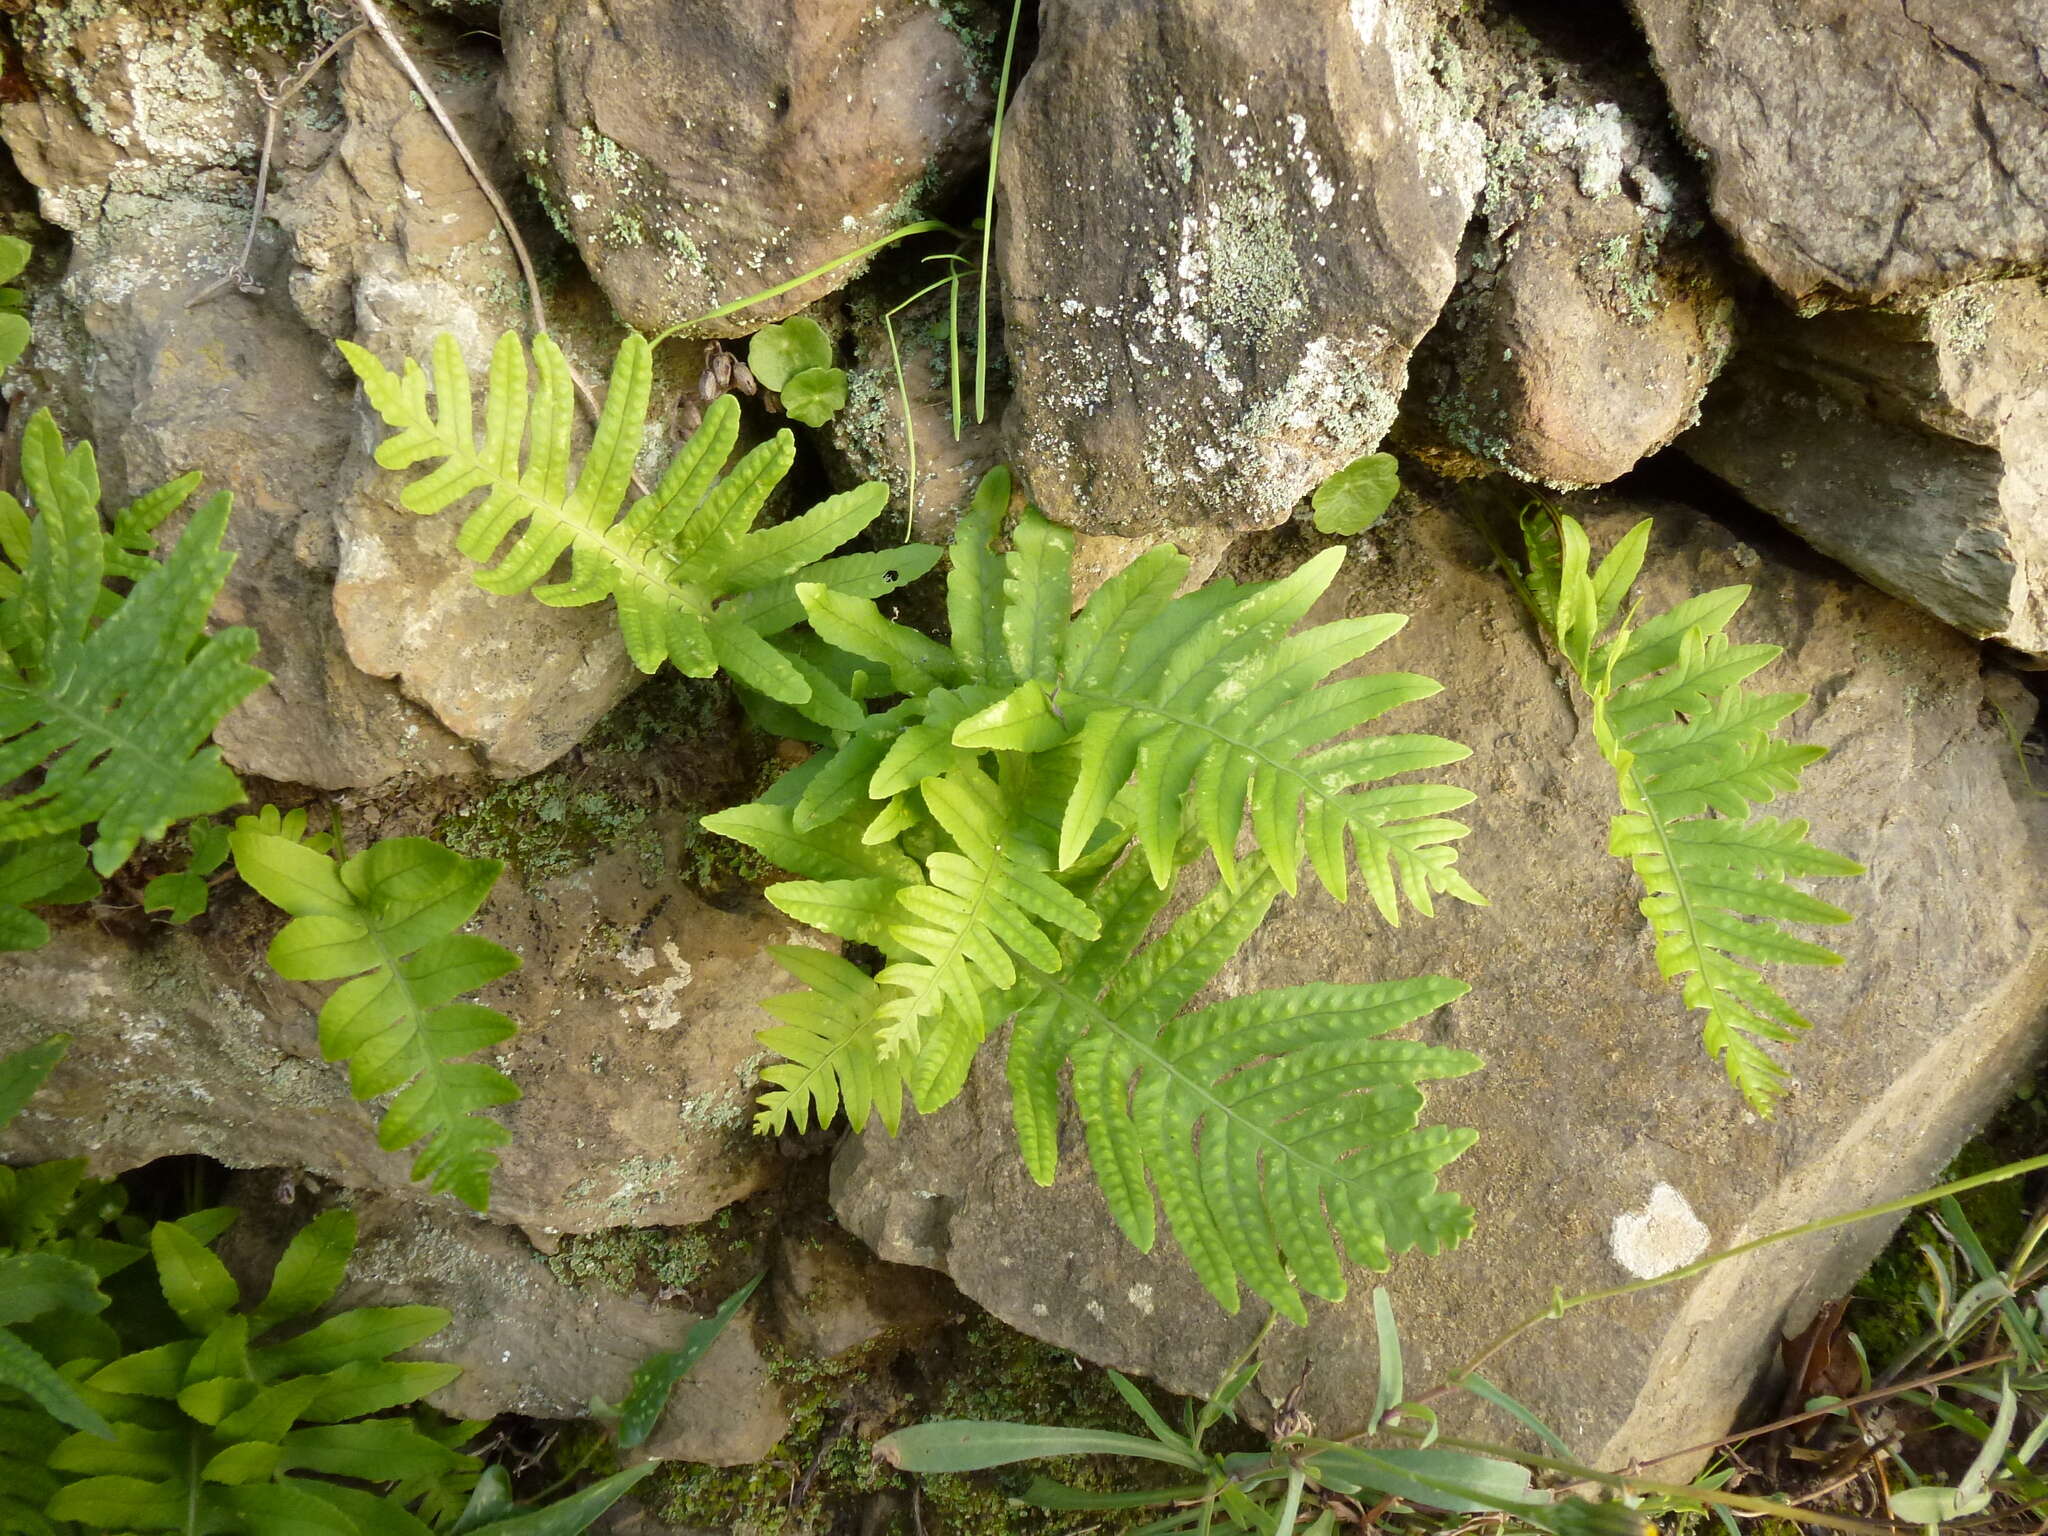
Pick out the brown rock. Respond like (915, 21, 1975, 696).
(327, 1193, 790, 1464)
(0, 844, 801, 1238)
(996, 0, 1482, 537)
(1682, 279, 2048, 656)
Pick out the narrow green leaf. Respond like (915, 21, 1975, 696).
(606, 1270, 762, 1448)
(876, 1421, 1206, 1474)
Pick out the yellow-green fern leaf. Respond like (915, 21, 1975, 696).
(339, 330, 906, 682)
(1517, 505, 1862, 1114)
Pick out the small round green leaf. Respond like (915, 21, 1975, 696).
(746, 317, 833, 392)
(779, 366, 848, 427)
(1311, 452, 1400, 536)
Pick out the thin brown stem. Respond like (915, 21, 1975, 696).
(1633, 1352, 2014, 1471)
(190, 25, 366, 307)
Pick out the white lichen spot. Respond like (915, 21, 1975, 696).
(1127, 1283, 1155, 1316)
(1085, 1299, 1107, 1323)
(1609, 1182, 1709, 1279)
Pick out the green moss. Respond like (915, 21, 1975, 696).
(544, 1226, 720, 1297)
(437, 775, 654, 886)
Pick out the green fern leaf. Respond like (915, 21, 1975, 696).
(0, 833, 94, 951)
(338, 330, 906, 681)
(228, 831, 522, 1211)
(1517, 506, 1862, 1113)
(1009, 854, 1480, 1323)
(0, 412, 264, 876)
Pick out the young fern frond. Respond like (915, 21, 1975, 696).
(1514, 507, 1862, 1114)
(338, 330, 932, 690)
(228, 831, 523, 1212)
(0, 411, 264, 878)
(1009, 855, 1479, 1323)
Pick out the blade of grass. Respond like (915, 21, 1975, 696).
(975, 0, 1026, 424)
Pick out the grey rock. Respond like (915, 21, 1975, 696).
(995, 0, 1482, 537)
(1631, 0, 2048, 307)
(833, 495, 2048, 1467)
(500, 0, 994, 337)
(0, 844, 801, 1239)
(1681, 279, 2048, 656)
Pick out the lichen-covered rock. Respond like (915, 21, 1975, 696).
(1402, 18, 1735, 487)
(995, 0, 1482, 537)
(833, 494, 2048, 1467)
(1631, 0, 2048, 307)
(0, 3, 475, 788)
(499, 0, 995, 337)
(1681, 279, 2048, 656)
(0, 843, 800, 1238)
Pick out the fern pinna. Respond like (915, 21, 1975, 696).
(0, 412, 265, 948)
(708, 471, 1485, 1319)
(1512, 507, 1862, 1114)
(338, 330, 935, 698)
(228, 828, 523, 1213)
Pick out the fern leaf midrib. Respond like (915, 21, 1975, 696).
(1014, 956, 1359, 1192)
(1621, 758, 1740, 1027)
(0, 668, 209, 823)
(423, 419, 715, 614)
(352, 912, 461, 1131)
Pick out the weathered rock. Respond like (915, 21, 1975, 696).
(0, 4, 474, 788)
(996, 0, 1482, 537)
(500, 0, 995, 337)
(1681, 279, 2048, 657)
(0, 842, 802, 1238)
(833, 494, 2048, 1466)
(290, 1191, 789, 1464)
(1402, 19, 1735, 487)
(1631, 0, 2048, 308)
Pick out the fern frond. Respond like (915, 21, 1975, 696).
(712, 468, 1482, 1179)
(338, 331, 912, 682)
(1517, 505, 1862, 1113)
(1009, 855, 1480, 1323)
(0, 412, 263, 876)
(228, 831, 523, 1211)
